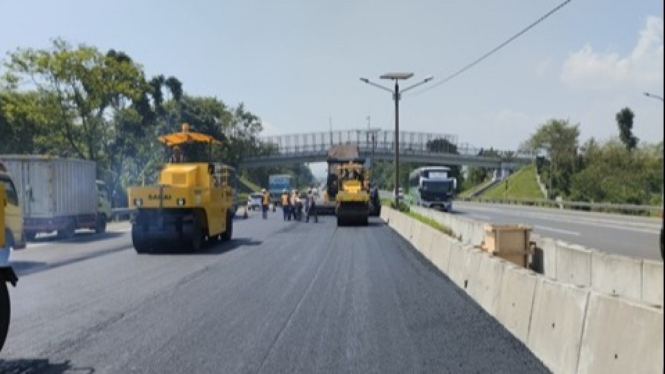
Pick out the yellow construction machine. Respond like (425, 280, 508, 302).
(335, 162, 371, 226)
(128, 124, 235, 253)
(0, 187, 19, 352)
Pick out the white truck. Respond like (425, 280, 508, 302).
(0, 155, 112, 240)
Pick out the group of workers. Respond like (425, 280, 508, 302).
(259, 188, 318, 223)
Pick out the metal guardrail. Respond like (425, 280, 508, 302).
(456, 197, 661, 215)
(379, 190, 660, 215)
(111, 207, 135, 221)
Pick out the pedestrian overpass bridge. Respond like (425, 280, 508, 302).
(239, 129, 534, 169)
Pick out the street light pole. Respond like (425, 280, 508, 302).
(360, 73, 433, 207)
(393, 80, 401, 207)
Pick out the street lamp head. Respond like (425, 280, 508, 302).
(380, 72, 414, 80)
(360, 77, 370, 83)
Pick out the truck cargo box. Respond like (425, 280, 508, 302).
(0, 156, 97, 219)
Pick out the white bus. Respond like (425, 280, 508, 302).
(408, 166, 457, 212)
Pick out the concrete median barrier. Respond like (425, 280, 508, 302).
(527, 278, 590, 374)
(410, 220, 425, 250)
(418, 225, 438, 260)
(591, 252, 642, 301)
(447, 245, 482, 292)
(555, 242, 592, 287)
(642, 260, 663, 307)
(531, 235, 557, 279)
(428, 233, 452, 274)
(447, 241, 467, 289)
(495, 265, 538, 343)
(469, 254, 507, 316)
(577, 292, 664, 374)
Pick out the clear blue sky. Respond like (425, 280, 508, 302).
(1, 0, 663, 160)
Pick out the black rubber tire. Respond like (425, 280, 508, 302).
(95, 214, 107, 234)
(57, 219, 76, 239)
(24, 231, 37, 241)
(186, 220, 204, 252)
(221, 211, 233, 241)
(132, 225, 151, 254)
(0, 282, 11, 352)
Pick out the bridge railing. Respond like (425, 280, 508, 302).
(251, 129, 535, 161)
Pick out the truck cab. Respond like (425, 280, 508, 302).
(0, 162, 25, 252)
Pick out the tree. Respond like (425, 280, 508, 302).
(522, 119, 580, 197)
(427, 137, 457, 153)
(616, 107, 638, 151)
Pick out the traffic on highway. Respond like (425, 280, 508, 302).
(1, 0, 663, 372)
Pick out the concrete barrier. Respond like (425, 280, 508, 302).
(411, 221, 426, 251)
(531, 235, 558, 279)
(418, 225, 438, 260)
(642, 260, 664, 307)
(382, 205, 664, 373)
(555, 242, 592, 287)
(495, 265, 539, 343)
(527, 278, 590, 374)
(468, 254, 506, 316)
(447, 245, 482, 292)
(591, 252, 643, 301)
(446, 241, 467, 289)
(577, 292, 664, 374)
(428, 233, 452, 274)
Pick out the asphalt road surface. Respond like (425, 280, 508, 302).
(453, 201, 661, 260)
(1, 210, 548, 373)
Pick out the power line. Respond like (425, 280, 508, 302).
(411, 0, 574, 96)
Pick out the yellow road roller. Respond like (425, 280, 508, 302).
(127, 124, 235, 253)
(335, 162, 371, 226)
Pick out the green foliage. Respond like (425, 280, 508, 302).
(0, 38, 314, 204)
(522, 119, 580, 197)
(616, 107, 638, 151)
(405, 211, 454, 237)
(519, 117, 662, 206)
(569, 139, 663, 205)
(390, 200, 410, 212)
(482, 164, 545, 200)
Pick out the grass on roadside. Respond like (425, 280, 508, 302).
(406, 210, 455, 237)
(482, 164, 544, 200)
(381, 197, 455, 237)
(239, 176, 261, 192)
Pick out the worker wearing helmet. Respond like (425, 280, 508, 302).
(261, 188, 270, 219)
(306, 188, 318, 223)
(281, 189, 290, 221)
(291, 189, 301, 221)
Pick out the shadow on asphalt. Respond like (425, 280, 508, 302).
(145, 237, 262, 256)
(0, 359, 94, 374)
(7, 261, 48, 275)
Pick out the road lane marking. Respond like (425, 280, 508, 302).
(536, 226, 580, 236)
(470, 214, 492, 220)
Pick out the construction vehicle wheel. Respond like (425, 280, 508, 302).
(222, 211, 233, 241)
(132, 225, 151, 254)
(0, 282, 11, 352)
(186, 221, 204, 252)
